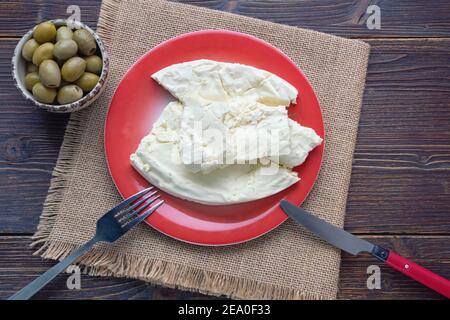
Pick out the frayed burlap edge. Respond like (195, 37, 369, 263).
(31, 0, 340, 300)
(34, 240, 327, 300)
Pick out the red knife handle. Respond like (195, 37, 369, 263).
(385, 250, 450, 298)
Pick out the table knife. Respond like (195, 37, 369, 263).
(280, 200, 450, 298)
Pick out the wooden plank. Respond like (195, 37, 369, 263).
(0, 0, 102, 37)
(225, 0, 450, 38)
(0, 39, 69, 233)
(347, 169, 450, 234)
(345, 39, 450, 234)
(0, 0, 223, 37)
(0, 236, 447, 299)
(2, 1, 450, 38)
(2, 37, 450, 234)
(359, 39, 450, 146)
(0, 236, 213, 300)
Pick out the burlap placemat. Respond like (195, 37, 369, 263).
(32, 0, 370, 299)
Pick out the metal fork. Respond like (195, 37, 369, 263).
(8, 187, 163, 300)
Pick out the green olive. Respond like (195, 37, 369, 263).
(75, 72, 99, 92)
(32, 82, 57, 104)
(61, 56, 86, 82)
(33, 21, 56, 44)
(32, 42, 54, 66)
(56, 26, 73, 42)
(24, 72, 40, 91)
(39, 60, 61, 88)
(53, 39, 78, 60)
(26, 62, 38, 73)
(73, 29, 96, 56)
(57, 84, 83, 104)
(84, 55, 102, 75)
(21, 38, 39, 62)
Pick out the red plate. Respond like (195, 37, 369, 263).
(105, 30, 324, 245)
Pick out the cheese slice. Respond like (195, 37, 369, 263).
(152, 59, 298, 106)
(130, 101, 300, 205)
(179, 99, 292, 174)
(277, 119, 323, 168)
(153, 59, 301, 174)
(130, 60, 322, 205)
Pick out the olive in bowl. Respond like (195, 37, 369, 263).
(12, 19, 109, 113)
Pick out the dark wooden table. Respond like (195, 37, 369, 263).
(1, 0, 449, 300)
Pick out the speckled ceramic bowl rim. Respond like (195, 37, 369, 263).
(12, 19, 109, 113)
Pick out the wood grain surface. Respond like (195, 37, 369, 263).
(0, 236, 448, 299)
(0, 0, 449, 300)
(2, 1, 450, 37)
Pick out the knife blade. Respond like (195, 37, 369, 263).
(280, 200, 450, 298)
(280, 200, 381, 257)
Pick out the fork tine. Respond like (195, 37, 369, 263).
(122, 200, 164, 230)
(111, 187, 154, 216)
(117, 194, 161, 223)
(116, 191, 158, 219)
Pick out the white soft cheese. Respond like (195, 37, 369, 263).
(153, 60, 299, 174)
(130, 60, 322, 205)
(130, 101, 299, 205)
(152, 59, 298, 106)
(277, 119, 323, 168)
(179, 99, 292, 174)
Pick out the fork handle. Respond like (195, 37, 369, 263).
(8, 236, 100, 300)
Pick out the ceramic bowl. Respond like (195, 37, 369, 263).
(12, 19, 109, 113)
